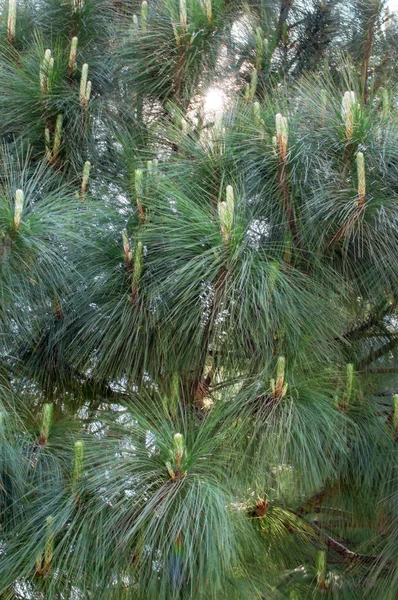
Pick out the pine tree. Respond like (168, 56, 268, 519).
(0, 1, 398, 598)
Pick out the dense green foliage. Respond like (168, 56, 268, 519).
(0, 0, 398, 598)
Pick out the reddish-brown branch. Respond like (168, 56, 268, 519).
(278, 161, 302, 249)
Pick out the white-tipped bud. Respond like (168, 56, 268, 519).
(81, 160, 91, 198)
(275, 113, 288, 159)
(141, 1, 148, 31)
(173, 432, 184, 466)
(43, 49, 52, 64)
(7, 0, 16, 43)
(80, 63, 88, 100)
(122, 229, 132, 264)
(52, 114, 63, 160)
(276, 356, 285, 382)
(218, 185, 234, 241)
(204, 0, 212, 22)
(72, 0, 85, 12)
(80, 63, 89, 105)
(40, 49, 52, 93)
(130, 14, 139, 33)
(356, 152, 365, 206)
(273, 356, 286, 398)
(180, 0, 187, 29)
(218, 201, 227, 226)
(342, 91, 355, 139)
(40, 403, 53, 445)
(147, 158, 158, 176)
(135, 168, 143, 196)
(14, 189, 24, 228)
(225, 185, 234, 223)
(69, 36, 78, 71)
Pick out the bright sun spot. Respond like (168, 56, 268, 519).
(204, 88, 225, 114)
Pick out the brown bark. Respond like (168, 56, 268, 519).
(278, 159, 302, 249)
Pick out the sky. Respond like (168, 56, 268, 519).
(390, 0, 398, 12)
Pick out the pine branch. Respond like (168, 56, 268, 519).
(295, 489, 326, 518)
(275, 0, 294, 47)
(358, 335, 398, 369)
(309, 522, 387, 568)
(341, 300, 396, 342)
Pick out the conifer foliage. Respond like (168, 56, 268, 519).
(0, 1, 398, 598)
